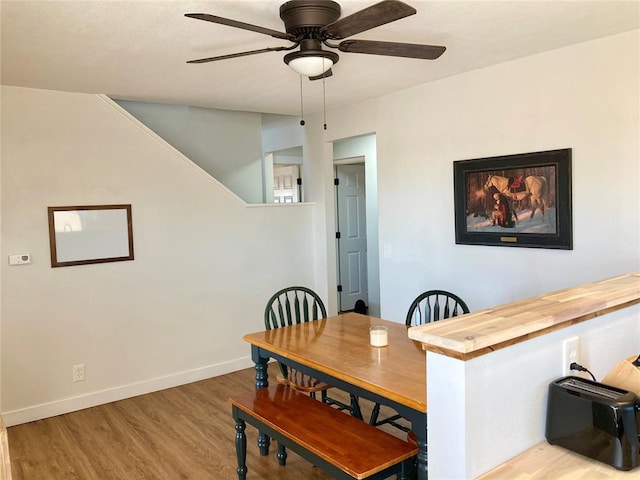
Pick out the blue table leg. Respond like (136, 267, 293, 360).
(254, 355, 268, 390)
(350, 394, 363, 420)
(252, 347, 271, 455)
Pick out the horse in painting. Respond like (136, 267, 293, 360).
(484, 175, 548, 219)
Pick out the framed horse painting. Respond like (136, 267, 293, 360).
(453, 148, 572, 249)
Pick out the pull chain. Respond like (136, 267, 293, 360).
(322, 73, 327, 130)
(299, 75, 305, 126)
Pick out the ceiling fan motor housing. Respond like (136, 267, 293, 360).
(185, 1, 446, 69)
(283, 38, 339, 68)
(279, 0, 341, 36)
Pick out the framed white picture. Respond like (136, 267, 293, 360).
(47, 204, 134, 267)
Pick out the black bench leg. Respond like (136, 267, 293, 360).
(276, 442, 287, 466)
(234, 418, 248, 480)
(258, 429, 271, 456)
(397, 458, 414, 480)
(416, 436, 427, 480)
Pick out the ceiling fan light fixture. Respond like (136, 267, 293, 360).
(284, 50, 339, 77)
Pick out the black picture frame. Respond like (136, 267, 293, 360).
(454, 148, 572, 249)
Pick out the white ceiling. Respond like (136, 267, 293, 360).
(2, 1, 639, 116)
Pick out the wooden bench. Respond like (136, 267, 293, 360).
(229, 384, 417, 480)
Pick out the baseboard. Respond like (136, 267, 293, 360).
(3, 356, 254, 427)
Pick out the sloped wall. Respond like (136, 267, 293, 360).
(115, 100, 265, 204)
(0, 87, 317, 424)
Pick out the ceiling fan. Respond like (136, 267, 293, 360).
(185, 0, 446, 80)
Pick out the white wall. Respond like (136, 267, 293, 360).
(316, 30, 640, 324)
(0, 87, 318, 425)
(115, 100, 265, 204)
(261, 114, 304, 155)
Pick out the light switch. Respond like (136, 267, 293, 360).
(9, 254, 31, 265)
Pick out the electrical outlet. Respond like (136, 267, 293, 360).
(73, 363, 85, 382)
(562, 337, 579, 376)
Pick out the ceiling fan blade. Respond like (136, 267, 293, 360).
(321, 0, 416, 40)
(309, 69, 333, 81)
(338, 40, 446, 60)
(185, 13, 293, 41)
(187, 47, 291, 64)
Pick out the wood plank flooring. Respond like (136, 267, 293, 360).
(8, 365, 410, 479)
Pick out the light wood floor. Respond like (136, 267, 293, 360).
(8, 364, 410, 479)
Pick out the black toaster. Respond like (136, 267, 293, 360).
(546, 376, 640, 471)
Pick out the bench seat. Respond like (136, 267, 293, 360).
(229, 384, 417, 480)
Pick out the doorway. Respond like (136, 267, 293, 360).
(273, 164, 300, 203)
(264, 146, 303, 203)
(335, 163, 368, 312)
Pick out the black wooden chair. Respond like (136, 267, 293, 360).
(264, 286, 361, 418)
(369, 289, 470, 432)
(404, 289, 470, 327)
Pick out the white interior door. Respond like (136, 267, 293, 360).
(273, 165, 299, 203)
(336, 163, 368, 312)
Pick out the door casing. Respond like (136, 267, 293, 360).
(335, 162, 368, 312)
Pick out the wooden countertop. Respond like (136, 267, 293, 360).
(408, 272, 640, 360)
(477, 442, 637, 479)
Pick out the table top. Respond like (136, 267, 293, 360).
(243, 312, 427, 412)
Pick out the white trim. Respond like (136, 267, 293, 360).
(333, 156, 365, 165)
(3, 356, 254, 427)
(245, 202, 315, 208)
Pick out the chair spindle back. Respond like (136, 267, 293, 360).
(405, 289, 469, 326)
(264, 286, 327, 330)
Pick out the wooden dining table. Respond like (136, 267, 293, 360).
(243, 312, 429, 480)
